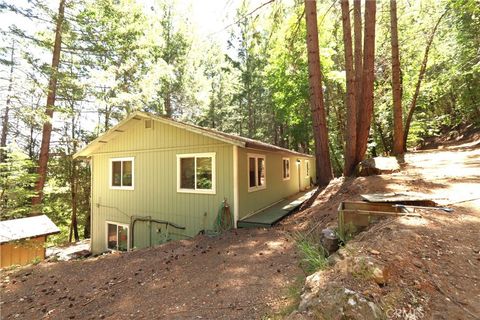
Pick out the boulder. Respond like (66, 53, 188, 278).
(357, 157, 401, 176)
(320, 228, 340, 255)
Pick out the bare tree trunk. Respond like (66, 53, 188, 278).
(390, 0, 404, 155)
(69, 159, 79, 242)
(355, 0, 376, 163)
(164, 89, 173, 117)
(353, 0, 363, 120)
(403, 10, 447, 150)
(247, 83, 254, 138)
(31, 0, 66, 210)
(1, 40, 15, 163)
(305, 0, 333, 186)
(341, 0, 357, 176)
(68, 58, 79, 242)
(374, 112, 390, 154)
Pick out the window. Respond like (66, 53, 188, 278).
(305, 159, 310, 177)
(110, 157, 134, 190)
(248, 154, 266, 191)
(177, 153, 216, 194)
(282, 158, 290, 180)
(106, 222, 129, 251)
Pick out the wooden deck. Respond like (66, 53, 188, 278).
(237, 188, 317, 228)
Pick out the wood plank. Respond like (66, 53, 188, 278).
(238, 189, 316, 228)
(360, 192, 438, 203)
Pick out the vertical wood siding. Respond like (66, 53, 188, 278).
(90, 119, 233, 253)
(0, 236, 46, 268)
(237, 148, 316, 219)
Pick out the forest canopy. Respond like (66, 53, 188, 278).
(0, 0, 479, 243)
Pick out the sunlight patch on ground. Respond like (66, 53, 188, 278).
(397, 216, 430, 227)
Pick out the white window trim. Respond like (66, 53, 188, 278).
(282, 157, 291, 181)
(176, 152, 216, 194)
(305, 159, 310, 178)
(109, 157, 135, 190)
(105, 221, 130, 251)
(248, 153, 267, 192)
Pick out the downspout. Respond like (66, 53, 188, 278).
(89, 157, 93, 252)
(233, 146, 239, 228)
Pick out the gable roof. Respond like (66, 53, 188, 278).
(74, 111, 313, 159)
(0, 215, 60, 244)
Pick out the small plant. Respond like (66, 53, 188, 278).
(31, 256, 42, 265)
(293, 232, 329, 273)
(352, 257, 374, 280)
(335, 224, 355, 246)
(263, 275, 305, 319)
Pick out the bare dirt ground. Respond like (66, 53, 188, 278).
(1, 138, 479, 319)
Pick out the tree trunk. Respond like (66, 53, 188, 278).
(31, 0, 66, 210)
(69, 159, 79, 242)
(341, 0, 357, 176)
(390, 0, 404, 155)
(69, 104, 79, 242)
(164, 89, 173, 117)
(355, 0, 376, 163)
(374, 112, 390, 154)
(403, 10, 447, 150)
(0, 40, 15, 163)
(304, 0, 333, 186)
(353, 0, 363, 120)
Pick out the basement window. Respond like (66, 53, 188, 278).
(110, 157, 134, 190)
(177, 153, 216, 194)
(248, 153, 266, 192)
(106, 222, 129, 251)
(282, 158, 290, 180)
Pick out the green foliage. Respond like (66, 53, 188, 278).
(294, 233, 329, 273)
(0, 146, 38, 220)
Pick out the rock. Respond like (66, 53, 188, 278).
(286, 311, 310, 320)
(369, 249, 380, 255)
(357, 157, 400, 176)
(298, 272, 324, 312)
(372, 267, 387, 286)
(320, 228, 339, 255)
(298, 285, 385, 319)
(412, 258, 423, 268)
(327, 252, 343, 266)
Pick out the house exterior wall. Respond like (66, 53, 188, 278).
(236, 147, 316, 219)
(0, 236, 46, 268)
(90, 119, 234, 254)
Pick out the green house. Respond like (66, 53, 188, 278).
(74, 111, 315, 254)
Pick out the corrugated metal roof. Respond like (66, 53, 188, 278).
(0, 215, 60, 244)
(74, 111, 314, 159)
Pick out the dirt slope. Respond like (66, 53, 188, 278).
(1, 140, 479, 319)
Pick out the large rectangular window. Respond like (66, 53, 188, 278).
(177, 153, 216, 194)
(110, 157, 134, 190)
(106, 222, 129, 251)
(248, 154, 266, 191)
(282, 158, 290, 180)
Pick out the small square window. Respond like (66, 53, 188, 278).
(110, 158, 134, 190)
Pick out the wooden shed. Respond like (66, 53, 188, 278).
(0, 215, 60, 268)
